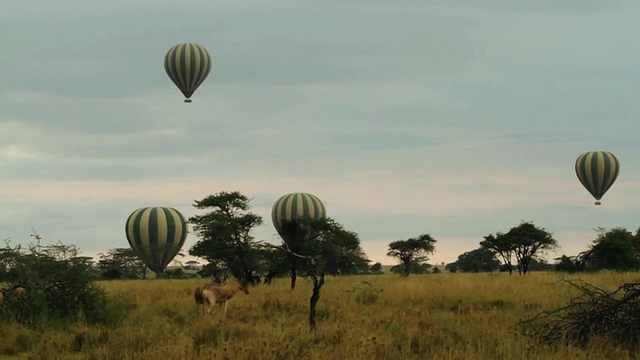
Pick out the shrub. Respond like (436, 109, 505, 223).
(520, 280, 640, 349)
(0, 237, 126, 327)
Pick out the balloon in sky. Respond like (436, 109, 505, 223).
(271, 192, 326, 237)
(164, 43, 212, 103)
(575, 151, 620, 206)
(125, 206, 188, 274)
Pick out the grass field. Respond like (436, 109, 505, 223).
(1, 271, 639, 359)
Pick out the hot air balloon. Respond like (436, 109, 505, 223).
(164, 43, 212, 103)
(125, 206, 188, 274)
(575, 151, 620, 205)
(271, 192, 326, 238)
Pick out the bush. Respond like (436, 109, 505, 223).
(520, 280, 640, 349)
(0, 238, 126, 327)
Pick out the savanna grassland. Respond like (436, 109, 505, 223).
(2, 271, 640, 360)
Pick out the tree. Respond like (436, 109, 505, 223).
(261, 245, 290, 285)
(449, 248, 500, 273)
(274, 217, 369, 330)
(555, 255, 579, 273)
(316, 225, 370, 276)
(370, 262, 383, 274)
(586, 227, 640, 271)
(555, 251, 592, 273)
(97, 248, 147, 280)
(0, 236, 119, 326)
(507, 222, 557, 274)
(188, 191, 263, 283)
(276, 217, 370, 289)
(387, 234, 437, 276)
(482, 221, 558, 275)
(390, 261, 431, 275)
(480, 232, 516, 275)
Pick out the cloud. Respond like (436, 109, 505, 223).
(2, 1, 640, 266)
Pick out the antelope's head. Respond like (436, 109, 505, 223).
(238, 279, 250, 295)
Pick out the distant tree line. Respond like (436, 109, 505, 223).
(26, 192, 640, 281)
(383, 221, 557, 276)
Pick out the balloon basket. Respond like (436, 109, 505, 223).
(184, 99, 192, 103)
(595, 201, 601, 206)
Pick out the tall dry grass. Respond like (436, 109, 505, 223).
(1, 271, 640, 359)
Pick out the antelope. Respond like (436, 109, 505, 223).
(194, 276, 225, 310)
(195, 279, 249, 320)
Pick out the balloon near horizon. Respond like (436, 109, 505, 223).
(271, 192, 327, 238)
(124, 206, 188, 275)
(575, 150, 620, 206)
(164, 43, 212, 103)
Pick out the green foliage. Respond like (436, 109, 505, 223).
(274, 217, 370, 329)
(480, 232, 516, 274)
(586, 227, 640, 271)
(370, 262, 384, 274)
(554, 227, 640, 273)
(526, 258, 554, 272)
(98, 248, 147, 280)
(188, 191, 264, 283)
(390, 262, 431, 275)
(0, 238, 126, 327)
(278, 217, 371, 276)
(554, 255, 580, 273)
(481, 221, 557, 275)
(448, 248, 501, 273)
(387, 234, 437, 276)
(272, 217, 371, 289)
(262, 245, 291, 284)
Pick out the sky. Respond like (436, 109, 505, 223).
(2, 0, 640, 267)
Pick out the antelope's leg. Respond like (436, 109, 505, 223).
(204, 298, 212, 316)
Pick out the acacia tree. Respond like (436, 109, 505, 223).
(387, 234, 437, 276)
(272, 217, 370, 289)
(480, 232, 516, 274)
(508, 222, 557, 274)
(482, 221, 557, 275)
(274, 217, 369, 330)
(188, 191, 263, 283)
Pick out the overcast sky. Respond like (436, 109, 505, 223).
(2, 1, 640, 266)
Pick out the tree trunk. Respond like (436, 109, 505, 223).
(403, 259, 411, 276)
(309, 273, 325, 331)
(290, 262, 297, 290)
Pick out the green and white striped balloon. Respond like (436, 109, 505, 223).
(164, 43, 212, 103)
(125, 206, 188, 274)
(271, 192, 326, 236)
(575, 151, 620, 205)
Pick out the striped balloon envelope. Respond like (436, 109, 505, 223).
(575, 151, 620, 205)
(164, 43, 212, 103)
(271, 192, 327, 237)
(125, 207, 188, 274)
